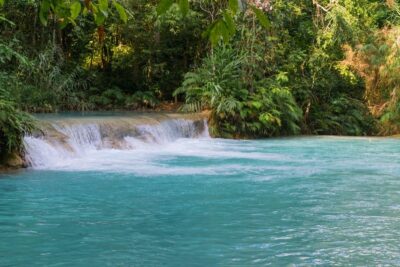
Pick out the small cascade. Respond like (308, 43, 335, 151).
(53, 123, 102, 152)
(24, 137, 72, 168)
(136, 119, 201, 144)
(24, 114, 209, 169)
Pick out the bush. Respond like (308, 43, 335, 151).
(126, 91, 160, 110)
(88, 87, 126, 110)
(309, 95, 376, 136)
(176, 46, 303, 138)
(0, 93, 35, 163)
(3, 44, 92, 113)
(341, 27, 400, 135)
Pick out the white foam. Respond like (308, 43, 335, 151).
(24, 119, 213, 172)
(24, 137, 74, 168)
(52, 123, 102, 153)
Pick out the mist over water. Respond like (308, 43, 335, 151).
(2, 114, 400, 266)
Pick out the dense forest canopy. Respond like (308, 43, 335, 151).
(1, 0, 400, 161)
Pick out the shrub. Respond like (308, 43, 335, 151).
(175, 46, 303, 138)
(88, 87, 126, 110)
(309, 95, 376, 136)
(0, 92, 35, 163)
(126, 91, 160, 110)
(341, 27, 400, 134)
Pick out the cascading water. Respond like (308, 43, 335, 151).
(24, 114, 209, 170)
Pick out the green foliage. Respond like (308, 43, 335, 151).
(0, 43, 29, 66)
(38, 0, 128, 27)
(113, 0, 127, 23)
(310, 95, 376, 136)
(0, 90, 35, 162)
(176, 46, 244, 113)
(157, 0, 176, 15)
(341, 26, 400, 135)
(0, 29, 35, 161)
(176, 46, 302, 138)
(0, 0, 206, 112)
(256, 87, 302, 135)
(250, 6, 270, 28)
(89, 87, 126, 109)
(157, 0, 270, 45)
(0, 0, 398, 142)
(16, 45, 91, 112)
(173, 0, 382, 137)
(126, 91, 160, 110)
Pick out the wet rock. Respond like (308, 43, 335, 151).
(0, 153, 26, 170)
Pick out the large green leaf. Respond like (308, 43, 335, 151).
(250, 6, 270, 28)
(113, 0, 128, 23)
(207, 13, 237, 46)
(223, 11, 235, 36)
(157, 0, 174, 15)
(70, 1, 81, 20)
(209, 20, 230, 45)
(39, 0, 51, 26)
(208, 21, 220, 46)
(94, 12, 106, 26)
(98, 0, 109, 11)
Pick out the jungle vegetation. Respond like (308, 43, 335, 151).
(1, 0, 400, 162)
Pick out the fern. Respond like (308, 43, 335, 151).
(176, 45, 303, 138)
(0, 89, 35, 162)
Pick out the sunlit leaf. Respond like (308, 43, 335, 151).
(113, 1, 128, 23)
(70, 1, 81, 20)
(99, 0, 108, 11)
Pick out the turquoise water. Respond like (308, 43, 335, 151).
(2, 137, 400, 266)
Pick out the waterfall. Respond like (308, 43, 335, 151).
(24, 115, 209, 169)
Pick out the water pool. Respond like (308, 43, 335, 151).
(2, 133, 400, 265)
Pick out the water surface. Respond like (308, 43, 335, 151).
(1, 133, 400, 266)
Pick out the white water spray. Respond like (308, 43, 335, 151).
(24, 116, 209, 169)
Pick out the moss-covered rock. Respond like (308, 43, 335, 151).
(0, 152, 26, 170)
